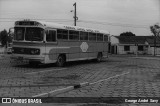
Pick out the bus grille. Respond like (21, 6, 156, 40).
(12, 47, 40, 55)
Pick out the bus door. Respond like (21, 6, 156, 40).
(45, 29, 57, 63)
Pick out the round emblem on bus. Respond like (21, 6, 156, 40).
(80, 42, 88, 52)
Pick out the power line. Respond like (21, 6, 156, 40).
(0, 18, 150, 29)
(78, 20, 149, 29)
(0, 19, 73, 23)
(0, 18, 73, 21)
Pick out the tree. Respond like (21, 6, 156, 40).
(150, 23, 160, 56)
(120, 31, 136, 36)
(8, 29, 14, 43)
(0, 29, 8, 47)
(150, 24, 160, 37)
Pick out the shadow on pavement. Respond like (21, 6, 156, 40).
(12, 59, 108, 69)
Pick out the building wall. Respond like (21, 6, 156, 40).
(0, 47, 5, 54)
(157, 48, 160, 55)
(148, 47, 160, 55)
(110, 36, 151, 55)
(117, 45, 147, 54)
(118, 45, 135, 54)
(110, 36, 119, 44)
(110, 36, 119, 54)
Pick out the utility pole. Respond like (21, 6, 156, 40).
(73, 2, 78, 26)
(154, 33, 156, 56)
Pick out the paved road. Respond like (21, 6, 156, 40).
(0, 54, 160, 106)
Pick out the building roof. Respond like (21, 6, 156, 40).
(115, 36, 147, 44)
(115, 36, 160, 46)
(146, 36, 160, 47)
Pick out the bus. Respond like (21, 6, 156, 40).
(11, 19, 110, 66)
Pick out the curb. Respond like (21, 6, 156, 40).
(32, 72, 130, 97)
(33, 82, 89, 97)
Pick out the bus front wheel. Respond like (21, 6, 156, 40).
(56, 55, 66, 67)
(97, 52, 103, 62)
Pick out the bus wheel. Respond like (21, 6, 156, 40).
(56, 55, 66, 67)
(97, 52, 103, 62)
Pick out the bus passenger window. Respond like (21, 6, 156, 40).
(80, 31, 88, 40)
(57, 29, 68, 40)
(89, 33, 96, 41)
(104, 35, 108, 41)
(46, 30, 56, 42)
(69, 30, 79, 40)
(97, 33, 103, 41)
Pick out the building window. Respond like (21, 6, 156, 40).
(138, 46, 143, 51)
(124, 46, 130, 51)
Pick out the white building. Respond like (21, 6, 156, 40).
(110, 35, 160, 55)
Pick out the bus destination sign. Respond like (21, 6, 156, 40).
(15, 21, 35, 26)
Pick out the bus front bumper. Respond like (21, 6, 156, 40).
(10, 54, 45, 63)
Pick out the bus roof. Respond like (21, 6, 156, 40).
(15, 20, 110, 34)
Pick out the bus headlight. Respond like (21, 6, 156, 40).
(30, 49, 40, 55)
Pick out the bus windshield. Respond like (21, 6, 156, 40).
(14, 27, 25, 40)
(25, 27, 44, 41)
(14, 27, 44, 41)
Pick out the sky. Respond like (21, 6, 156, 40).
(0, 0, 159, 36)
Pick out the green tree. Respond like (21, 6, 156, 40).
(120, 31, 136, 36)
(0, 29, 8, 47)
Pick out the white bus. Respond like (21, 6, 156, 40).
(11, 20, 110, 66)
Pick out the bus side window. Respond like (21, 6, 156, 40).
(69, 30, 79, 40)
(97, 33, 103, 41)
(46, 30, 56, 42)
(89, 32, 96, 41)
(104, 34, 108, 42)
(80, 31, 88, 40)
(57, 29, 68, 40)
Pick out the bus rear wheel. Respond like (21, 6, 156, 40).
(97, 52, 103, 62)
(56, 55, 66, 67)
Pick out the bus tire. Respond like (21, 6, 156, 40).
(97, 52, 103, 62)
(56, 55, 66, 67)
